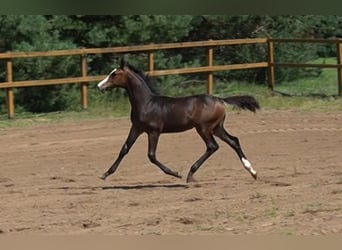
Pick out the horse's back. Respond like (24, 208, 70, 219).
(190, 95, 226, 126)
(146, 94, 225, 133)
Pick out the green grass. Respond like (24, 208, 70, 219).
(213, 57, 342, 111)
(213, 81, 342, 111)
(2, 82, 341, 129)
(275, 57, 339, 96)
(0, 101, 131, 129)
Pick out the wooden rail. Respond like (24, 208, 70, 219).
(1, 38, 342, 119)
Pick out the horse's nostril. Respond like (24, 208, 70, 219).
(97, 85, 104, 92)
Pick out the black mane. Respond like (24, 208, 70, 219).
(125, 62, 160, 95)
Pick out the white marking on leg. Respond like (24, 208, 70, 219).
(242, 157, 251, 168)
(242, 157, 257, 175)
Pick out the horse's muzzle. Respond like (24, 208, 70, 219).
(98, 86, 106, 93)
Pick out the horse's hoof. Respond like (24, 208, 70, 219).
(251, 172, 257, 180)
(186, 176, 195, 183)
(100, 174, 107, 181)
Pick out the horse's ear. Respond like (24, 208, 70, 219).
(119, 57, 126, 69)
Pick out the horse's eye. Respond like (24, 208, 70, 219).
(109, 68, 117, 77)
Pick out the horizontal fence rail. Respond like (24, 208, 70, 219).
(1, 38, 342, 118)
(0, 63, 269, 89)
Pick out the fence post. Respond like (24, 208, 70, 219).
(337, 41, 342, 96)
(80, 54, 88, 109)
(207, 41, 213, 95)
(267, 39, 275, 90)
(148, 50, 154, 72)
(6, 58, 14, 119)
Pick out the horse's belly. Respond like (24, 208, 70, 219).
(162, 123, 193, 133)
(161, 115, 194, 133)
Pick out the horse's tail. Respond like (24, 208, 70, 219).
(220, 95, 260, 112)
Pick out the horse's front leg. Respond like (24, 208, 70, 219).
(147, 131, 182, 179)
(100, 126, 142, 180)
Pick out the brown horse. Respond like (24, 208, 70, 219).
(97, 59, 259, 183)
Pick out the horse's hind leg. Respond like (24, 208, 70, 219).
(214, 125, 257, 180)
(147, 131, 182, 179)
(186, 128, 219, 183)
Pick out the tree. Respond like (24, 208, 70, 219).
(0, 15, 79, 112)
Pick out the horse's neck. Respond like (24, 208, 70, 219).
(126, 74, 154, 108)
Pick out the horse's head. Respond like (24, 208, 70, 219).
(97, 59, 128, 92)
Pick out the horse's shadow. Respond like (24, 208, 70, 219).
(101, 183, 189, 190)
(53, 183, 189, 192)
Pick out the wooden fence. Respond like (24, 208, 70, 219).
(1, 38, 342, 118)
(267, 38, 342, 95)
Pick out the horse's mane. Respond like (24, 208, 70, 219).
(125, 62, 160, 95)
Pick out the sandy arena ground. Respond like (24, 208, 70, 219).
(0, 110, 342, 235)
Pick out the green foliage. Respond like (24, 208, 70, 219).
(0, 15, 79, 113)
(1, 15, 342, 115)
(120, 15, 193, 44)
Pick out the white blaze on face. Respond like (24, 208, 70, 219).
(242, 157, 257, 175)
(97, 68, 117, 89)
